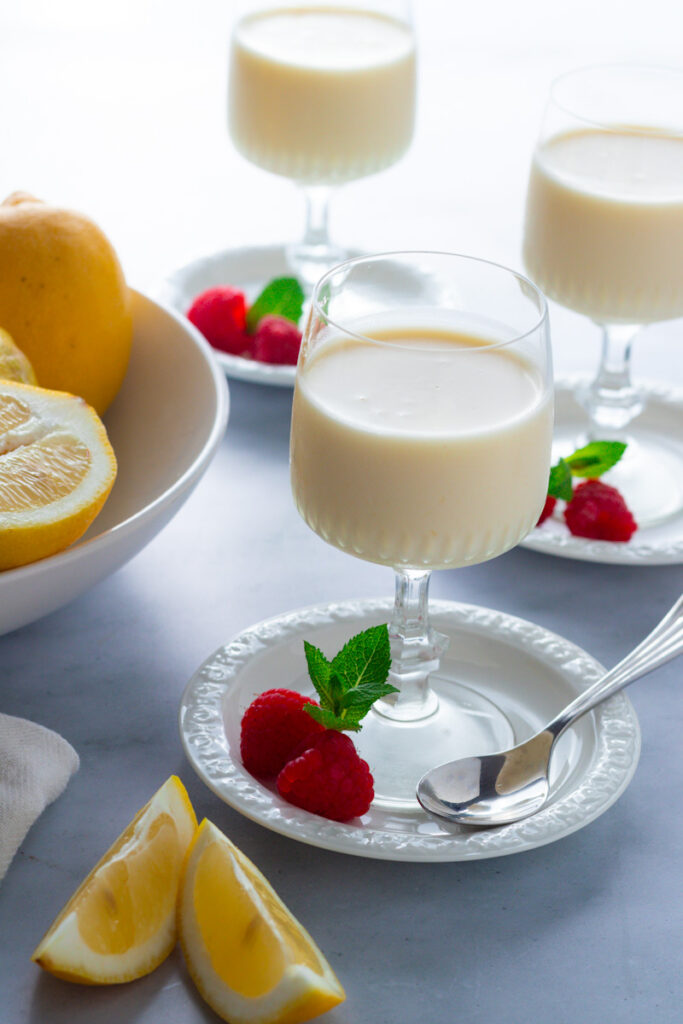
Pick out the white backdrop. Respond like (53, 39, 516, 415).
(2, 0, 683, 381)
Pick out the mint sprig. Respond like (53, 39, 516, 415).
(547, 440, 627, 500)
(548, 459, 574, 501)
(303, 625, 397, 732)
(564, 441, 627, 478)
(245, 276, 304, 333)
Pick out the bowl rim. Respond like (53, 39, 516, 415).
(0, 288, 229, 585)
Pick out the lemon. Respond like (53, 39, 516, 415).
(32, 776, 198, 985)
(0, 192, 133, 415)
(0, 379, 118, 569)
(178, 820, 345, 1024)
(0, 327, 37, 384)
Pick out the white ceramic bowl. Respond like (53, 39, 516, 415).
(0, 289, 229, 636)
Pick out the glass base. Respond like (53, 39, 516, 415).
(354, 675, 515, 810)
(553, 426, 683, 528)
(604, 439, 683, 527)
(285, 240, 346, 294)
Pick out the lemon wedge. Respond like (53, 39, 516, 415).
(32, 776, 198, 984)
(0, 379, 117, 569)
(0, 326, 37, 384)
(178, 820, 345, 1024)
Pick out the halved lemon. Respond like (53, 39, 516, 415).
(178, 820, 346, 1024)
(0, 379, 117, 569)
(32, 776, 198, 984)
(0, 326, 37, 384)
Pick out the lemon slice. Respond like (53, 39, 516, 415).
(32, 776, 198, 984)
(0, 379, 117, 569)
(178, 820, 346, 1024)
(0, 326, 37, 384)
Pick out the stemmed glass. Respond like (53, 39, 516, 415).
(290, 252, 553, 805)
(523, 65, 683, 526)
(228, 1, 416, 291)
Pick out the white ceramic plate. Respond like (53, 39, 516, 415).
(157, 245, 300, 387)
(523, 379, 683, 565)
(179, 598, 640, 862)
(0, 290, 229, 636)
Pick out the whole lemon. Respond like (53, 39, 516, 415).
(0, 193, 133, 414)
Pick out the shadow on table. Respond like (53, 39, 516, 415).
(29, 950, 203, 1024)
(29, 943, 354, 1024)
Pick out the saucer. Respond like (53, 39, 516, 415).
(157, 244, 367, 386)
(179, 599, 640, 862)
(522, 378, 683, 565)
(157, 245, 299, 387)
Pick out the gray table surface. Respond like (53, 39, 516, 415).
(1, 376, 682, 1024)
(2, 1, 683, 1021)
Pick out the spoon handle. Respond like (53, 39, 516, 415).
(548, 594, 683, 739)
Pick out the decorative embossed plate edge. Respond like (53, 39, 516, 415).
(522, 378, 683, 565)
(179, 599, 641, 862)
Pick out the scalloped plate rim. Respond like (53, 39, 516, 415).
(179, 598, 641, 862)
(522, 376, 683, 565)
(155, 243, 362, 388)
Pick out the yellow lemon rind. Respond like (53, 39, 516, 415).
(178, 820, 345, 1024)
(31, 776, 197, 985)
(0, 194, 133, 415)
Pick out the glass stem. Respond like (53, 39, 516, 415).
(374, 568, 448, 723)
(578, 323, 644, 438)
(301, 186, 333, 251)
(286, 186, 343, 292)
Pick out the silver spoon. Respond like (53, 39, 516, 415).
(417, 594, 683, 828)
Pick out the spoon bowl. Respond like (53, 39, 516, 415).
(417, 595, 683, 827)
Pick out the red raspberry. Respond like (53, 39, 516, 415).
(187, 286, 249, 356)
(537, 494, 557, 525)
(276, 730, 374, 822)
(252, 315, 302, 365)
(564, 479, 637, 541)
(240, 688, 324, 778)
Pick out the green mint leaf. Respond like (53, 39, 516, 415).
(565, 441, 627, 478)
(304, 702, 364, 733)
(339, 681, 399, 709)
(548, 458, 574, 501)
(303, 641, 333, 704)
(337, 680, 399, 724)
(245, 277, 304, 333)
(302, 624, 395, 732)
(331, 624, 392, 696)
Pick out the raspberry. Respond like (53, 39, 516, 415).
(240, 688, 324, 778)
(187, 286, 249, 356)
(276, 730, 374, 822)
(564, 479, 637, 541)
(537, 494, 557, 525)
(252, 315, 302, 365)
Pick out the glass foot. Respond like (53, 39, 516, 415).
(602, 438, 683, 527)
(553, 427, 683, 528)
(285, 240, 346, 294)
(354, 675, 515, 810)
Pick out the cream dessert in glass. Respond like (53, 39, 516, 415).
(290, 252, 553, 805)
(228, 3, 416, 288)
(523, 65, 683, 525)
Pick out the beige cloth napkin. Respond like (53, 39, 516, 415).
(0, 712, 79, 882)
